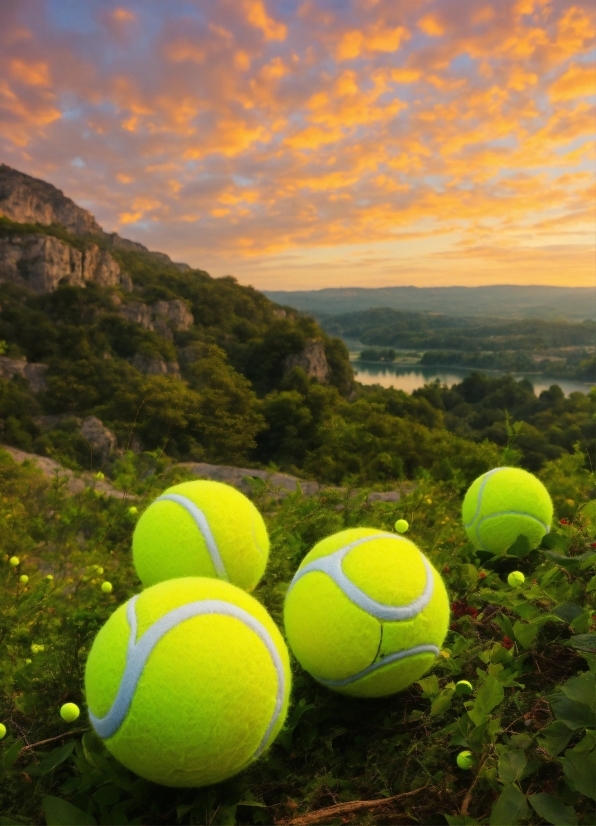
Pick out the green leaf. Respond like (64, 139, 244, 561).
(506, 535, 532, 558)
(497, 748, 526, 784)
(0, 818, 24, 825)
(570, 612, 592, 634)
(92, 784, 122, 806)
(469, 675, 504, 725)
(42, 796, 96, 826)
(561, 672, 596, 710)
(565, 633, 596, 653)
(430, 686, 455, 716)
(512, 620, 540, 649)
(528, 793, 577, 825)
(549, 694, 595, 730)
(445, 817, 481, 825)
(552, 603, 583, 623)
(489, 784, 528, 826)
(541, 532, 570, 553)
(2, 738, 24, 769)
(27, 741, 75, 776)
(536, 721, 573, 757)
(562, 744, 596, 800)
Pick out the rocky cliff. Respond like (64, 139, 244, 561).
(0, 234, 126, 294)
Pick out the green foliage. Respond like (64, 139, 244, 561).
(0, 449, 594, 824)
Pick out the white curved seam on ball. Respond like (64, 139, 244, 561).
(463, 467, 505, 531)
(156, 493, 229, 581)
(314, 644, 440, 687)
(89, 595, 285, 757)
(475, 510, 550, 554)
(288, 533, 434, 621)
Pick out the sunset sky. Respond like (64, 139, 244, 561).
(1, 0, 594, 289)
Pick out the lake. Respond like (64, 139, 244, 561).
(352, 361, 594, 397)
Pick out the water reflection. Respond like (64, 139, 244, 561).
(352, 361, 593, 397)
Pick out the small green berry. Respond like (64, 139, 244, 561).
(507, 571, 525, 587)
(394, 519, 409, 533)
(455, 680, 474, 695)
(19, 575, 29, 585)
(60, 703, 80, 723)
(457, 750, 474, 770)
(0, 723, 6, 739)
(9, 556, 19, 567)
(101, 581, 113, 593)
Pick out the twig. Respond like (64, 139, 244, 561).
(279, 786, 427, 826)
(460, 752, 490, 816)
(18, 728, 88, 755)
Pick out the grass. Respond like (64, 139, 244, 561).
(0, 449, 594, 825)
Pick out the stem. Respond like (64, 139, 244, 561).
(18, 729, 88, 756)
(280, 786, 427, 826)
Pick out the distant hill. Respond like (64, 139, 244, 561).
(264, 285, 596, 321)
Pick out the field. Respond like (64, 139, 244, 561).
(0, 447, 595, 826)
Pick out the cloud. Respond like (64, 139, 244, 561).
(0, 0, 593, 288)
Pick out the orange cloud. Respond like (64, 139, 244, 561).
(242, 0, 287, 41)
(418, 15, 444, 37)
(113, 9, 135, 22)
(550, 62, 596, 101)
(10, 60, 51, 86)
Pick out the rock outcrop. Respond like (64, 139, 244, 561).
(0, 164, 103, 235)
(284, 340, 330, 383)
(80, 416, 117, 459)
(0, 356, 48, 392)
(119, 299, 194, 339)
(0, 234, 125, 294)
(131, 353, 181, 377)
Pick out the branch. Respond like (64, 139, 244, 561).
(280, 786, 427, 826)
(19, 729, 88, 756)
(460, 752, 490, 816)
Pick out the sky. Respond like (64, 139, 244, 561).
(0, 0, 594, 290)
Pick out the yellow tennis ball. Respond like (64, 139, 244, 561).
(85, 577, 291, 787)
(284, 528, 449, 698)
(132, 481, 269, 591)
(19, 575, 29, 585)
(60, 703, 80, 722)
(455, 680, 473, 695)
(101, 581, 113, 593)
(457, 750, 474, 770)
(394, 519, 409, 533)
(462, 467, 553, 555)
(507, 570, 525, 587)
(9, 556, 19, 567)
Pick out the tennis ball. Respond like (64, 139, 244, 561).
(60, 703, 80, 722)
(132, 481, 269, 591)
(9, 556, 19, 567)
(284, 528, 449, 698)
(19, 575, 29, 585)
(101, 581, 113, 593)
(507, 570, 525, 587)
(455, 680, 473, 695)
(31, 643, 44, 654)
(85, 577, 291, 787)
(45, 574, 53, 581)
(462, 467, 553, 554)
(0, 723, 6, 739)
(128, 506, 138, 515)
(394, 519, 409, 533)
(457, 750, 474, 770)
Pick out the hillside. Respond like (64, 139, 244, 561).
(265, 285, 596, 321)
(0, 165, 593, 488)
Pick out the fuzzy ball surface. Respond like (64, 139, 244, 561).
(132, 481, 269, 591)
(462, 467, 553, 555)
(284, 528, 449, 698)
(394, 519, 409, 533)
(85, 577, 291, 787)
(507, 571, 525, 587)
(60, 703, 80, 722)
(457, 750, 474, 770)
(101, 582, 113, 593)
(9, 556, 19, 567)
(0, 723, 6, 739)
(19, 575, 29, 584)
(455, 680, 474, 695)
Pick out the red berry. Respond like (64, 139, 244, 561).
(560, 518, 569, 525)
(478, 572, 486, 579)
(502, 636, 514, 650)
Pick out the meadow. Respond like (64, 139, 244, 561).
(0, 444, 594, 826)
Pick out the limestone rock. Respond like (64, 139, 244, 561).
(119, 272, 133, 292)
(80, 416, 117, 459)
(284, 340, 330, 383)
(131, 353, 180, 377)
(0, 164, 103, 234)
(153, 299, 194, 330)
(0, 356, 48, 392)
(0, 234, 122, 294)
(119, 301, 154, 330)
(82, 244, 121, 287)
